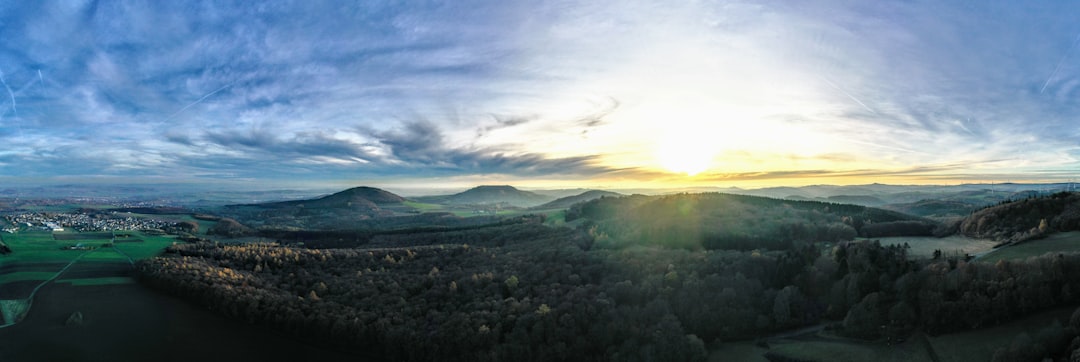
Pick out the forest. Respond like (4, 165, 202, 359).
(134, 192, 1080, 361)
(567, 192, 940, 250)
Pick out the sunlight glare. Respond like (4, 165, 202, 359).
(655, 130, 715, 176)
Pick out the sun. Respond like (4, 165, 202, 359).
(655, 133, 715, 176)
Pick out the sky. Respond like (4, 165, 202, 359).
(0, 1, 1077, 190)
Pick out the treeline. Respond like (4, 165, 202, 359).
(957, 191, 1080, 242)
(233, 215, 552, 249)
(214, 208, 510, 235)
(569, 193, 938, 250)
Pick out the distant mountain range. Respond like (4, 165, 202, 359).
(722, 183, 1078, 218)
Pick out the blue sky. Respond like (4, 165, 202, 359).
(0, 1, 1077, 189)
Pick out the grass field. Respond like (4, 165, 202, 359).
(709, 341, 768, 361)
(0, 230, 180, 263)
(0, 231, 101, 264)
(928, 306, 1074, 362)
(179, 214, 218, 235)
(544, 210, 567, 225)
(0, 282, 362, 361)
(0, 271, 57, 284)
(876, 235, 998, 259)
(81, 248, 132, 262)
(55, 277, 134, 286)
(112, 233, 176, 260)
(53, 231, 115, 240)
(978, 232, 1080, 263)
(711, 305, 1078, 362)
(402, 201, 444, 211)
(1, 231, 174, 294)
(766, 337, 933, 362)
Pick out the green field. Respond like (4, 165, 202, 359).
(81, 248, 132, 262)
(715, 306, 1075, 362)
(0, 231, 176, 294)
(0, 271, 57, 284)
(766, 337, 932, 362)
(712, 332, 933, 362)
(0, 231, 102, 264)
(876, 235, 998, 259)
(180, 214, 218, 235)
(55, 277, 135, 286)
(0, 230, 181, 263)
(928, 306, 1074, 362)
(402, 200, 444, 211)
(978, 232, 1080, 263)
(112, 233, 177, 260)
(709, 341, 767, 361)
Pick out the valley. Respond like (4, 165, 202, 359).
(3, 183, 1080, 361)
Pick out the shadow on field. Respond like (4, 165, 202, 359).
(0, 281, 365, 362)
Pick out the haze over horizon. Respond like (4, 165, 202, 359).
(0, 1, 1077, 190)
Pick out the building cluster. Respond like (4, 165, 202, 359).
(2, 212, 173, 232)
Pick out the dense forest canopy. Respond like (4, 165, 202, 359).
(957, 192, 1080, 242)
(567, 193, 939, 250)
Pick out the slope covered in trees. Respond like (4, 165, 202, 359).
(135, 191, 1080, 361)
(257, 186, 408, 208)
(218, 187, 413, 230)
(415, 185, 554, 208)
(957, 192, 1080, 242)
(567, 193, 939, 250)
(138, 225, 1080, 361)
(533, 190, 623, 210)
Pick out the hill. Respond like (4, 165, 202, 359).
(825, 195, 887, 206)
(417, 185, 553, 208)
(568, 192, 938, 250)
(254, 186, 406, 209)
(956, 192, 1080, 242)
(882, 199, 979, 218)
(533, 190, 623, 209)
(221, 187, 410, 230)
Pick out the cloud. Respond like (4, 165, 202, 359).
(366, 120, 619, 177)
(475, 114, 537, 138)
(0, 1, 1078, 187)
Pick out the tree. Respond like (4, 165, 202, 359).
(843, 292, 883, 339)
(773, 285, 796, 327)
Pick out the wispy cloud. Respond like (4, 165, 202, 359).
(0, 1, 1077, 187)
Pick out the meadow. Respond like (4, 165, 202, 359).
(0, 229, 179, 312)
(978, 232, 1080, 263)
(876, 235, 998, 259)
(0, 282, 365, 362)
(712, 306, 1075, 361)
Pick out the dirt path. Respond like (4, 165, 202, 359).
(0, 250, 92, 329)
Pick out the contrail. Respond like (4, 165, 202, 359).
(820, 75, 877, 115)
(15, 76, 38, 94)
(37, 69, 44, 87)
(0, 67, 16, 117)
(164, 83, 233, 121)
(1040, 32, 1080, 94)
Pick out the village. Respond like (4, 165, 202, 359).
(1, 211, 174, 233)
